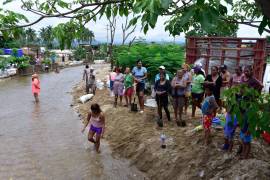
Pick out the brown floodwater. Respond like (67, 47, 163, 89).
(0, 66, 146, 180)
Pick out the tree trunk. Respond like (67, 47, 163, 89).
(109, 17, 116, 70)
(109, 43, 113, 70)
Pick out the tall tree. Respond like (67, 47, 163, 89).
(39, 26, 54, 49)
(121, 16, 136, 45)
(108, 16, 116, 70)
(79, 27, 95, 45)
(53, 21, 80, 50)
(25, 28, 37, 43)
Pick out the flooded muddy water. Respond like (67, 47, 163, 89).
(0, 66, 146, 180)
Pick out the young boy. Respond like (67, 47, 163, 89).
(201, 85, 219, 144)
(223, 113, 238, 152)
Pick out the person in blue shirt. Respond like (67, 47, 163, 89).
(132, 60, 147, 113)
(155, 65, 170, 82)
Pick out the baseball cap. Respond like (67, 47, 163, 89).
(159, 65, 165, 70)
(220, 64, 227, 69)
(90, 66, 94, 70)
(194, 62, 203, 68)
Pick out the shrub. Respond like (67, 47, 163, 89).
(8, 56, 30, 69)
(12, 48, 18, 57)
(222, 85, 270, 138)
(0, 57, 9, 70)
(42, 59, 51, 65)
(114, 43, 185, 82)
(74, 46, 86, 60)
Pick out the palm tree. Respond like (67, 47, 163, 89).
(25, 28, 37, 43)
(39, 26, 54, 49)
(39, 27, 46, 45)
(79, 27, 95, 45)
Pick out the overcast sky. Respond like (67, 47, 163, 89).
(2, 0, 269, 43)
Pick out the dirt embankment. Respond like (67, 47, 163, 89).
(72, 64, 270, 180)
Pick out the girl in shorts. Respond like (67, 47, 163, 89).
(201, 85, 218, 145)
(82, 103, 105, 153)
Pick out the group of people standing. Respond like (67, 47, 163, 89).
(109, 60, 147, 113)
(83, 61, 263, 157)
(154, 63, 263, 159)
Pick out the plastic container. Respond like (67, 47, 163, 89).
(160, 134, 166, 149)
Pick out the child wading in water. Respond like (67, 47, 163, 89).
(31, 73, 40, 103)
(201, 85, 218, 145)
(81, 103, 105, 153)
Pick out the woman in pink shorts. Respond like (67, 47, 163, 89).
(31, 73, 40, 103)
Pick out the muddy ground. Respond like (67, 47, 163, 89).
(72, 64, 270, 180)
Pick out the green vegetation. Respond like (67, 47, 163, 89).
(74, 46, 86, 61)
(223, 85, 270, 138)
(1, 0, 270, 41)
(9, 56, 30, 69)
(0, 57, 9, 70)
(53, 21, 94, 50)
(114, 43, 184, 82)
(12, 48, 18, 56)
(42, 59, 51, 66)
(39, 26, 54, 49)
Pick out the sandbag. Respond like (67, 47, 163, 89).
(79, 94, 94, 103)
(144, 98, 157, 108)
(7, 68, 17, 76)
(96, 79, 104, 90)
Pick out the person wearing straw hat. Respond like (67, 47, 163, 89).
(31, 73, 40, 103)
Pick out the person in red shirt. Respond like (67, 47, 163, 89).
(31, 73, 40, 103)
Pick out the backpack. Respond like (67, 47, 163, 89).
(201, 96, 213, 115)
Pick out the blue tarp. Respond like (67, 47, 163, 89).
(3, 48, 23, 57)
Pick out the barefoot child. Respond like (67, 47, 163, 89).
(81, 103, 105, 153)
(201, 85, 218, 144)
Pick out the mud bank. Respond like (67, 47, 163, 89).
(72, 64, 270, 180)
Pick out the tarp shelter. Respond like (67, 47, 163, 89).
(186, 37, 267, 81)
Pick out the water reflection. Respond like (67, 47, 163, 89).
(31, 102, 41, 121)
(0, 66, 147, 180)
